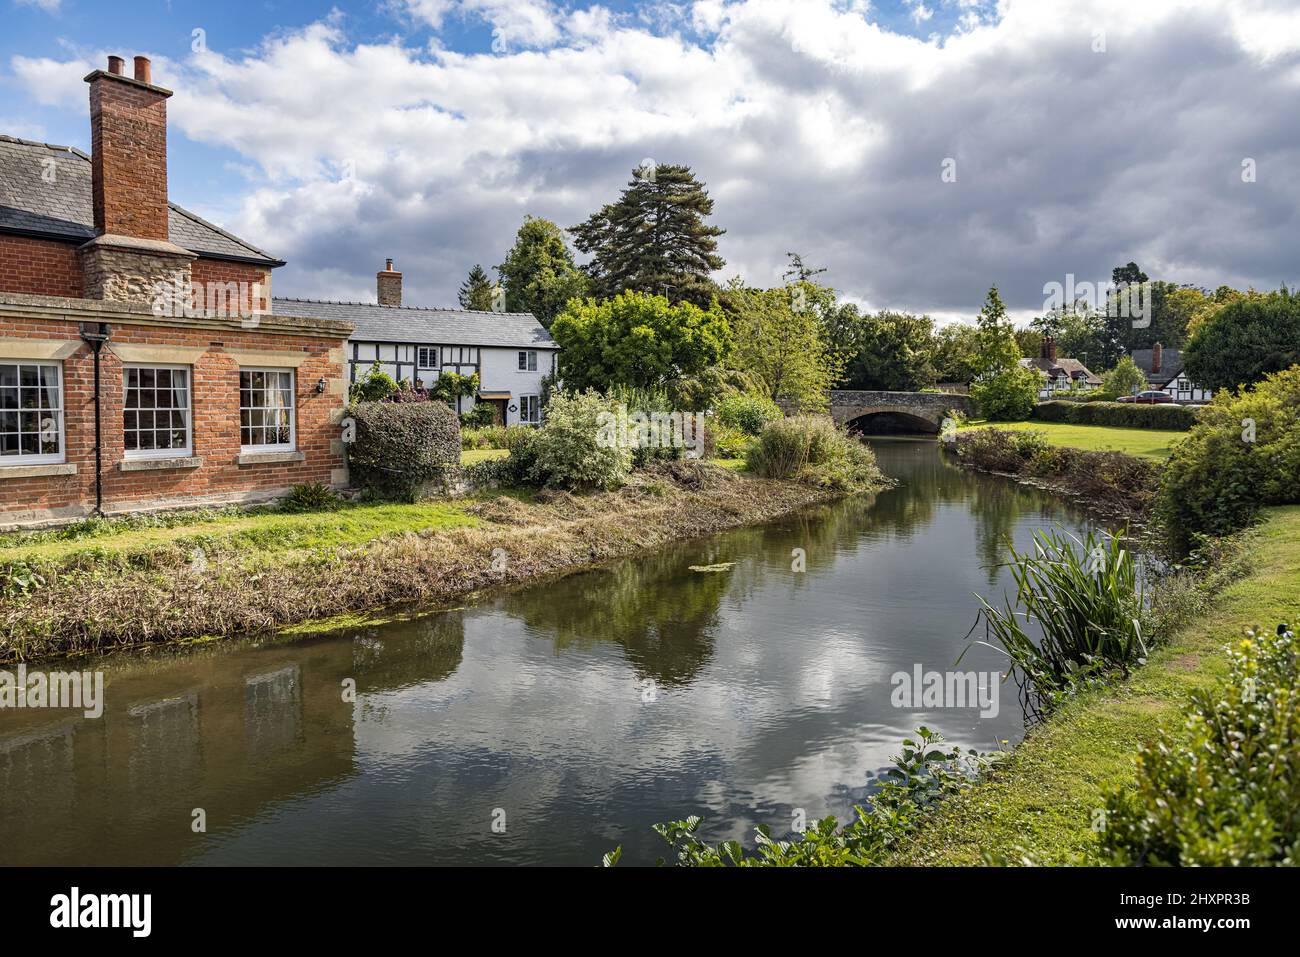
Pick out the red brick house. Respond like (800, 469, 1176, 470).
(0, 56, 352, 528)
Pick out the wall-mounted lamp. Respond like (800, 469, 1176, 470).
(316, 377, 328, 394)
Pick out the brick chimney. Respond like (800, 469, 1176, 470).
(78, 55, 195, 303)
(1152, 341, 1163, 375)
(377, 258, 402, 306)
(1041, 335, 1058, 363)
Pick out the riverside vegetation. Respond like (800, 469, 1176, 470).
(0, 398, 885, 663)
(615, 366, 1300, 867)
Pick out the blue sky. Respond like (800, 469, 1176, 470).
(3, 0, 1297, 318)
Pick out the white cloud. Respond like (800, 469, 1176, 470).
(9, 0, 1300, 317)
(15, 0, 62, 13)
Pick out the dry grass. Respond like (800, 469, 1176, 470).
(1, 461, 841, 663)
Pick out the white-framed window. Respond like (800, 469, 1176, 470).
(417, 346, 439, 370)
(518, 350, 537, 372)
(123, 365, 192, 458)
(0, 360, 64, 465)
(519, 394, 541, 425)
(239, 368, 295, 451)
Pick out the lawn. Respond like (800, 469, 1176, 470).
(960, 418, 1186, 460)
(461, 448, 510, 465)
(0, 500, 479, 564)
(893, 506, 1300, 865)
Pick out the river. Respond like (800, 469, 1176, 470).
(0, 438, 1098, 866)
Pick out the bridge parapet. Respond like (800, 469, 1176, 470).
(826, 390, 974, 432)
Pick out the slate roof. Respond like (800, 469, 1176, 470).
(1131, 347, 1183, 386)
(272, 297, 558, 350)
(1019, 356, 1102, 385)
(0, 135, 283, 266)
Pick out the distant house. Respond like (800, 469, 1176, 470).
(277, 262, 559, 427)
(1018, 337, 1101, 398)
(1131, 343, 1212, 404)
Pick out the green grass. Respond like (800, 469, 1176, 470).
(960, 419, 1185, 460)
(893, 506, 1300, 865)
(0, 501, 479, 564)
(461, 448, 510, 464)
(708, 457, 748, 472)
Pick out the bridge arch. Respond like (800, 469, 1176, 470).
(827, 391, 975, 435)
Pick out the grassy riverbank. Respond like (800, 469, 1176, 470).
(892, 505, 1300, 865)
(959, 419, 1185, 460)
(0, 460, 857, 664)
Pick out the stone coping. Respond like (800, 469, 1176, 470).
(117, 456, 204, 472)
(0, 292, 353, 340)
(0, 462, 77, 479)
(236, 450, 305, 466)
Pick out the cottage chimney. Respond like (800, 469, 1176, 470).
(1041, 335, 1058, 363)
(79, 55, 195, 302)
(377, 259, 402, 306)
(1152, 341, 1163, 375)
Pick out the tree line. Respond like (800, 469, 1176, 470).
(459, 162, 1299, 411)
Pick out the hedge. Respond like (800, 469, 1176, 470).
(1033, 400, 1197, 431)
(347, 400, 461, 499)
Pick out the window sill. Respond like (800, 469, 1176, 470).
(237, 450, 304, 466)
(0, 462, 76, 479)
(118, 456, 203, 472)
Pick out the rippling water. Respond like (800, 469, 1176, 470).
(0, 439, 1099, 866)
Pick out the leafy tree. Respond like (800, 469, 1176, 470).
(1014, 327, 1043, 361)
(1031, 304, 1110, 371)
(569, 164, 725, 308)
(1183, 288, 1300, 392)
(932, 322, 982, 385)
(1099, 355, 1148, 398)
(549, 290, 731, 394)
(497, 216, 589, 328)
(972, 286, 1022, 379)
(840, 311, 937, 391)
(721, 281, 843, 413)
(458, 264, 496, 311)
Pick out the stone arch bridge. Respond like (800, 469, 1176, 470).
(827, 391, 974, 434)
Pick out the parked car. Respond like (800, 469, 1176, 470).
(1117, 391, 1176, 404)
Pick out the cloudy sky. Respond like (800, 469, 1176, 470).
(3, 0, 1298, 323)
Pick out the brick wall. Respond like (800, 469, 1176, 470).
(0, 236, 82, 299)
(0, 315, 349, 526)
(190, 259, 272, 313)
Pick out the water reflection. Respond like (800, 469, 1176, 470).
(0, 439, 1098, 866)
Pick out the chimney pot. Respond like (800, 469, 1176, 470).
(133, 56, 152, 84)
(107, 56, 125, 75)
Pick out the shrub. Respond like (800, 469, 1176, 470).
(716, 391, 782, 436)
(711, 422, 753, 459)
(1099, 624, 1299, 865)
(746, 415, 884, 491)
(1156, 366, 1300, 554)
(527, 390, 633, 491)
(954, 426, 1048, 473)
(279, 482, 341, 513)
(349, 362, 398, 403)
(1033, 400, 1196, 430)
(971, 366, 1039, 421)
(459, 402, 497, 428)
(347, 400, 461, 499)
